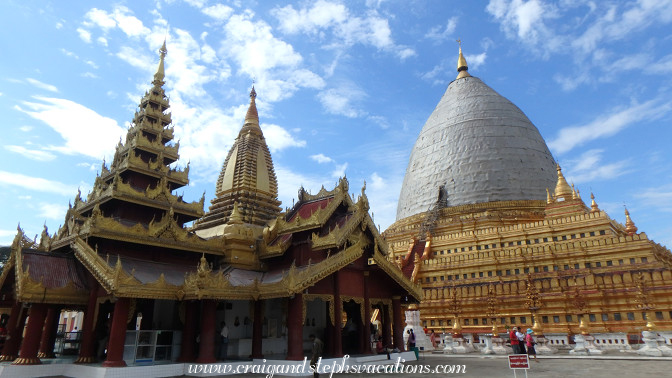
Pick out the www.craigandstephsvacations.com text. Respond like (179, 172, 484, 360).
(187, 355, 466, 377)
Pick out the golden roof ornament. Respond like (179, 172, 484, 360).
(245, 86, 259, 124)
(153, 39, 167, 87)
(624, 206, 638, 235)
(546, 188, 552, 204)
(456, 39, 471, 79)
(554, 164, 573, 200)
(229, 202, 244, 224)
(590, 192, 599, 213)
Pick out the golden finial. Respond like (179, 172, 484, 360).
(456, 39, 471, 79)
(229, 202, 244, 224)
(590, 192, 599, 213)
(554, 164, 573, 200)
(546, 188, 552, 204)
(624, 206, 638, 235)
(244, 86, 259, 125)
(571, 183, 577, 199)
(153, 38, 167, 87)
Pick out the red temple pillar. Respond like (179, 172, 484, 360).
(178, 300, 197, 362)
(363, 272, 372, 354)
(37, 306, 60, 359)
(196, 300, 216, 363)
(333, 272, 343, 357)
(0, 301, 24, 361)
(286, 294, 303, 360)
(382, 304, 391, 347)
(102, 298, 130, 367)
(252, 300, 263, 359)
(13, 303, 49, 365)
(75, 287, 99, 363)
(392, 296, 404, 351)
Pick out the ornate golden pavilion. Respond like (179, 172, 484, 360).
(383, 47, 672, 339)
(0, 42, 420, 366)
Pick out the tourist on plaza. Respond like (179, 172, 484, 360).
(429, 329, 438, 349)
(516, 327, 527, 354)
(407, 329, 416, 350)
(309, 334, 323, 378)
(509, 327, 520, 354)
(525, 328, 538, 362)
(219, 321, 229, 361)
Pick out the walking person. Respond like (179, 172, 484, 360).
(509, 327, 520, 354)
(525, 328, 539, 363)
(516, 327, 527, 354)
(309, 334, 323, 378)
(219, 321, 229, 361)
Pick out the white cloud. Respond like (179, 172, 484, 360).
(0, 171, 77, 196)
(331, 162, 348, 178)
(548, 98, 672, 154)
(202, 4, 234, 21)
(318, 83, 366, 118)
(19, 126, 32, 132)
(465, 52, 487, 70)
(97, 36, 108, 46)
(26, 78, 58, 92)
(83, 6, 149, 38)
(425, 17, 458, 42)
(562, 149, 630, 184)
(77, 27, 92, 43)
(38, 203, 68, 220)
(82, 72, 99, 79)
(271, 1, 413, 59)
(261, 123, 306, 152)
(310, 153, 333, 164)
(15, 96, 126, 160)
(4, 145, 56, 161)
(55, 21, 63, 29)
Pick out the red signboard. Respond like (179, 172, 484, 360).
(508, 354, 530, 369)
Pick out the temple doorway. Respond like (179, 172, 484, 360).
(341, 300, 361, 355)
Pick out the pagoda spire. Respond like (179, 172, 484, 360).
(456, 39, 471, 79)
(554, 164, 573, 200)
(590, 193, 599, 213)
(153, 39, 167, 88)
(624, 207, 638, 235)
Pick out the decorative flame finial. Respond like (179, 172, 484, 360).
(244, 86, 259, 125)
(153, 38, 167, 87)
(554, 164, 573, 200)
(456, 39, 471, 79)
(624, 206, 638, 235)
(590, 192, 599, 213)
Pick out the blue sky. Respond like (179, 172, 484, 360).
(1, 0, 672, 248)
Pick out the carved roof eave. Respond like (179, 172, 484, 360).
(71, 233, 369, 301)
(259, 234, 292, 259)
(310, 210, 366, 250)
(372, 247, 423, 301)
(101, 153, 189, 187)
(182, 231, 369, 301)
(76, 211, 224, 255)
(77, 180, 204, 219)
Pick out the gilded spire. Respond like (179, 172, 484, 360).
(244, 86, 259, 125)
(546, 188, 552, 204)
(456, 39, 471, 79)
(153, 39, 167, 87)
(590, 193, 599, 213)
(554, 164, 573, 200)
(624, 206, 638, 235)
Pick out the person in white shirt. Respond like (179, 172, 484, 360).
(516, 328, 527, 354)
(219, 321, 229, 361)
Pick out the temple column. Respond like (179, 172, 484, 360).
(252, 300, 263, 359)
(286, 294, 303, 360)
(102, 298, 130, 367)
(196, 300, 216, 363)
(177, 300, 197, 362)
(363, 272, 372, 354)
(75, 286, 99, 363)
(0, 301, 24, 361)
(325, 301, 334, 356)
(37, 306, 60, 359)
(13, 303, 49, 365)
(333, 272, 343, 357)
(392, 296, 404, 351)
(382, 304, 391, 347)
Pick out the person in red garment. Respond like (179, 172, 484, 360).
(509, 327, 520, 354)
